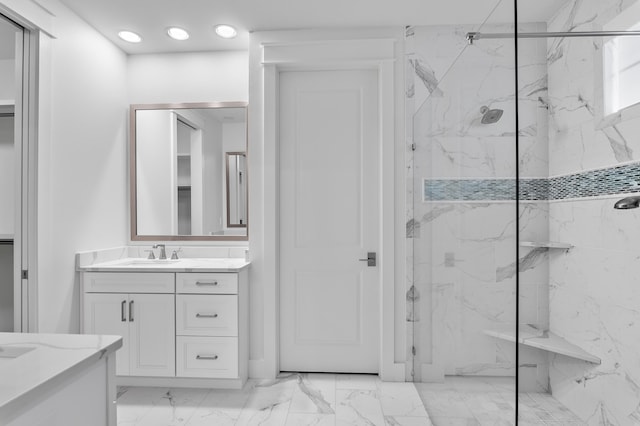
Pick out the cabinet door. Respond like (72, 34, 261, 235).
(129, 293, 175, 377)
(83, 293, 130, 376)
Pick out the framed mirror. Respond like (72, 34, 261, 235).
(130, 102, 248, 241)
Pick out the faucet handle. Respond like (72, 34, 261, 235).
(144, 249, 156, 260)
(171, 248, 182, 260)
(152, 244, 167, 259)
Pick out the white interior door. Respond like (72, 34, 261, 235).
(279, 69, 380, 373)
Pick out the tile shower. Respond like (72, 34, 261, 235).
(407, 0, 640, 424)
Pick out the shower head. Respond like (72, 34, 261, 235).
(480, 105, 503, 124)
(613, 196, 640, 209)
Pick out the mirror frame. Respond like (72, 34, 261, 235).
(226, 152, 248, 228)
(130, 101, 249, 241)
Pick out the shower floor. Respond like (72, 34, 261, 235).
(414, 376, 585, 425)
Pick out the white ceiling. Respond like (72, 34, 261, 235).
(56, 0, 568, 55)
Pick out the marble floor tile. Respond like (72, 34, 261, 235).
(385, 415, 435, 426)
(234, 377, 297, 426)
(378, 381, 429, 417)
(336, 389, 386, 426)
(427, 418, 480, 426)
(289, 373, 337, 415)
(184, 388, 252, 426)
(117, 373, 431, 426)
(415, 377, 584, 426)
(117, 387, 209, 426)
(284, 413, 336, 426)
(416, 390, 475, 418)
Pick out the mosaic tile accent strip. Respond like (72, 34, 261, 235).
(423, 179, 547, 201)
(424, 162, 640, 201)
(549, 162, 640, 200)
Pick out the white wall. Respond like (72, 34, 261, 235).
(34, 0, 129, 332)
(0, 59, 14, 102)
(0, 244, 12, 332)
(0, 116, 14, 235)
(128, 51, 248, 104)
(223, 122, 246, 153)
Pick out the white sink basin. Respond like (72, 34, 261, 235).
(0, 346, 35, 359)
(120, 259, 182, 265)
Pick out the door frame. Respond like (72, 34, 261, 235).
(0, 3, 43, 333)
(258, 35, 404, 381)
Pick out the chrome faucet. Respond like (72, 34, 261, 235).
(153, 244, 167, 260)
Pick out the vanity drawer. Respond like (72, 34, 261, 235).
(83, 272, 175, 293)
(176, 336, 238, 378)
(176, 273, 238, 294)
(176, 295, 238, 336)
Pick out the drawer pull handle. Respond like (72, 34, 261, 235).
(129, 300, 134, 322)
(121, 300, 127, 322)
(196, 313, 218, 318)
(195, 281, 218, 286)
(196, 354, 219, 360)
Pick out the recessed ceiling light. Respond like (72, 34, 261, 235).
(215, 24, 237, 39)
(118, 30, 142, 43)
(167, 27, 190, 41)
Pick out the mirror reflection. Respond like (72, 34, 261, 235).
(226, 152, 247, 228)
(131, 102, 248, 240)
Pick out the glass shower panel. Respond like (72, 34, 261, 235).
(517, 0, 640, 423)
(408, 2, 517, 423)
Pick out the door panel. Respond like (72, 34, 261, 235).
(279, 69, 380, 373)
(83, 293, 130, 376)
(129, 293, 175, 377)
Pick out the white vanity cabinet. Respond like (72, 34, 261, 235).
(79, 265, 249, 389)
(82, 272, 176, 377)
(175, 272, 246, 379)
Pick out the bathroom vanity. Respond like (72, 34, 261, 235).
(78, 255, 249, 389)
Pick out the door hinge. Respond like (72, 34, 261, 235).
(21, 270, 28, 279)
(412, 346, 416, 356)
(411, 143, 416, 151)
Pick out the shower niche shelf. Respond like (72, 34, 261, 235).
(484, 324, 600, 364)
(519, 241, 573, 250)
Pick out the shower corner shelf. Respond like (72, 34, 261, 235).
(484, 324, 601, 364)
(519, 241, 573, 250)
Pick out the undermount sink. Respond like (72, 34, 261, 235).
(120, 259, 182, 265)
(0, 346, 35, 359)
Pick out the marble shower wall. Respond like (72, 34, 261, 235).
(544, 0, 640, 424)
(406, 23, 549, 382)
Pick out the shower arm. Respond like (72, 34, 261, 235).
(466, 30, 640, 44)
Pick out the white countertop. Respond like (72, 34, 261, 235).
(77, 257, 250, 272)
(0, 333, 122, 417)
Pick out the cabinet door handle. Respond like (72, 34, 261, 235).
(121, 300, 127, 322)
(196, 313, 218, 318)
(196, 354, 219, 360)
(129, 300, 134, 322)
(195, 281, 218, 286)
